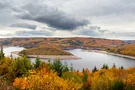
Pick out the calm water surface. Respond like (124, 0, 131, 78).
(4, 47, 135, 71)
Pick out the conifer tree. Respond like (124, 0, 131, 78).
(34, 57, 41, 68)
(92, 66, 98, 73)
(0, 45, 4, 60)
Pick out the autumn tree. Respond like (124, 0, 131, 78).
(13, 69, 75, 90)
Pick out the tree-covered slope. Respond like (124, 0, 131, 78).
(19, 45, 72, 55)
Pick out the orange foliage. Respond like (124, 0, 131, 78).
(0, 37, 126, 50)
(13, 68, 79, 90)
(19, 45, 72, 55)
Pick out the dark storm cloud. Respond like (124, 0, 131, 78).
(1, 0, 135, 39)
(15, 3, 89, 30)
(10, 23, 37, 30)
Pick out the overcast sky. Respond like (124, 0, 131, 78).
(0, 0, 135, 40)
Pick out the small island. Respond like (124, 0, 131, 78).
(17, 45, 80, 60)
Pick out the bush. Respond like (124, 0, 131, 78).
(0, 58, 12, 76)
(62, 72, 82, 89)
(13, 69, 73, 90)
(112, 80, 125, 90)
(0, 77, 14, 90)
(10, 56, 32, 79)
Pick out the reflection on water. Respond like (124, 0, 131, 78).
(4, 47, 135, 71)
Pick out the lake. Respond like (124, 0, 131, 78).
(3, 46, 135, 71)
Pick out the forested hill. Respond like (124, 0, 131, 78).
(0, 37, 126, 49)
(19, 45, 72, 55)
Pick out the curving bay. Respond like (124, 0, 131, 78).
(4, 47, 135, 71)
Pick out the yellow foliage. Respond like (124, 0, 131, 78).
(13, 68, 77, 90)
(13, 78, 27, 90)
(76, 72, 84, 77)
(91, 69, 114, 90)
(123, 73, 135, 89)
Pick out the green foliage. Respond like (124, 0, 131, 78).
(92, 66, 98, 73)
(112, 80, 125, 90)
(62, 72, 82, 83)
(34, 57, 41, 68)
(82, 72, 88, 82)
(101, 64, 109, 70)
(0, 45, 5, 60)
(63, 62, 69, 72)
(11, 56, 32, 78)
(120, 66, 124, 69)
(70, 63, 74, 72)
(1, 54, 135, 90)
(51, 59, 71, 77)
(62, 72, 82, 89)
(51, 59, 64, 77)
(82, 68, 85, 73)
(48, 58, 51, 64)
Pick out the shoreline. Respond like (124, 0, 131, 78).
(11, 48, 135, 60)
(84, 50, 135, 60)
(11, 51, 80, 60)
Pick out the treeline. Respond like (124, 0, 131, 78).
(0, 38, 125, 50)
(108, 44, 135, 56)
(1, 51, 135, 89)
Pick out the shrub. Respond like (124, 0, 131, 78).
(10, 56, 32, 79)
(0, 77, 14, 90)
(112, 79, 125, 90)
(0, 58, 12, 76)
(13, 69, 74, 90)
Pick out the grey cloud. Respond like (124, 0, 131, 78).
(0, 1, 8, 9)
(0, 2, 6, 9)
(15, 30, 54, 36)
(0, 30, 54, 37)
(73, 25, 135, 39)
(10, 23, 37, 30)
(64, 0, 135, 17)
(73, 26, 107, 36)
(15, 3, 89, 30)
(0, 0, 135, 39)
(0, 0, 13, 10)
